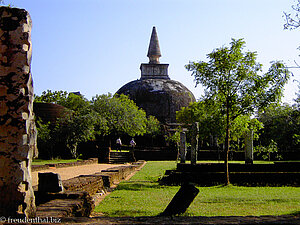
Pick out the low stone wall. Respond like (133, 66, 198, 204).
(160, 162, 300, 186)
(35, 161, 146, 218)
(35, 191, 94, 218)
(63, 174, 105, 196)
(62, 161, 145, 195)
(31, 158, 98, 172)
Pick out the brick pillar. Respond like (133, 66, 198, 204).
(0, 7, 37, 218)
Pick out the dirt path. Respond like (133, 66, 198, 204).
(63, 214, 300, 224)
(31, 163, 124, 186)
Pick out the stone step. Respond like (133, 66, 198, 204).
(109, 152, 132, 164)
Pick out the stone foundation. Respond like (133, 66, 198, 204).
(0, 7, 37, 217)
(31, 158, 98, 172)
(34, 161, 145, 218)
(160, 162, 300, 186)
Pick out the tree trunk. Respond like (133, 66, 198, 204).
(225, 101, 230, 185)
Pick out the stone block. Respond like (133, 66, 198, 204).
(38, 172, 64, 193)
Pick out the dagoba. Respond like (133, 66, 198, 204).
(116, 27, 195, 123)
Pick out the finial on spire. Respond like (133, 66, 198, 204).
(147, 26, 161, 64)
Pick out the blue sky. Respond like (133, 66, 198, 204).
(7, 0, 300, 103)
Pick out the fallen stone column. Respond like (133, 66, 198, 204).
(0, 7, 37, 218)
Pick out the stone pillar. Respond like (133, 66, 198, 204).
(0, 7, 37, 218)
(190, 122, 199, 165)
(179, 132, 186, 163)
(245, 130, 254, 164)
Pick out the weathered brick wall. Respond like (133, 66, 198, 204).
(0, 7, 37, 217)
(63, 175, 105, 196)
(31, 158, 98, 172)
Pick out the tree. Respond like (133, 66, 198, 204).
(35, 91, 97, 158)
(35, 90, 90, 113)
(91, 93, 159, 138)
(284, 0, 300, 30)
(34, 90, 68, 104)
(186, 38, 290, 184)
(176, 99, 225, 149)
(53, 110, 97, 158)
(145, 115, 161, 136)
(177, 100, 263, 151)
(35, 91, 161, 157)
(257, 103, 300, 154)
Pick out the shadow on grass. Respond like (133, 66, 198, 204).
(102, 210, 148, 217)
(116, 181, 169, 191)
(201, 198, 293, 203)
(286, 210, 300, 216)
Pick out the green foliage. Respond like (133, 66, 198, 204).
(255, 140, 281, 161)
(53, 110, 97, 158)
(35, 91, 160, 158)
(145, 115, 161, 136)
(230, 116, 260, 141)
(36, 119, 55, 159)
(35, 91, 96, 158)
(257, 104, 300, 153)
(165, 129, 181, 146)
(186, 39, 290, 118)
(92, 93, 156, 137)
(34, 90, 68, 104)
(177, 99, 225, 142)
(35, 90, 90, 113)
(177, 100, 263, 150)
(186, 38, 290, 184)
(32, 158, 82, 165)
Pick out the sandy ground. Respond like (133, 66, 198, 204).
(31, 163, 124, 186)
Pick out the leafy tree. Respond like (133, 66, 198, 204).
(36, 119, 54, 159)
(177, 100, 263, 151)
(35, 90, 68, 104)
(177, 99, 225, 149)
(257, 104, 300, 154)
(54, 110, 97, 158)
(255, 140, 281, 161)
(35, 91, 97, 158)
(145, 115, 161, 136)
(186, 38, 290, 184)
(35, 90, 90, 113)
(284, 0, 300, 30)
(35, 91, 160, 157)
(91, 93, 157, 137)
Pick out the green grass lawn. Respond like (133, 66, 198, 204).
(32, 158, 82, 165)
(94, 161, 300, 217)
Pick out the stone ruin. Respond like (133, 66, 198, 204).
(0, 7, 37, 217)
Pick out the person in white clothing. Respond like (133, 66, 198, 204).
(116, 137, 122, 151)
(130, 138, 136, 149)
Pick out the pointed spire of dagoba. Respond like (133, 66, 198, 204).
(140, 26, 170, 80)
(147, 26, 161, 64)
